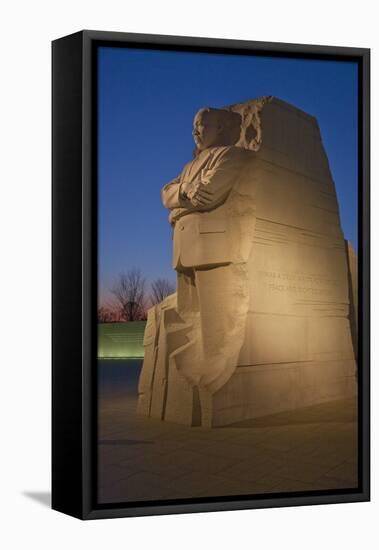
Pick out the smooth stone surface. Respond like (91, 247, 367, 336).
(137, 98, 357, 427)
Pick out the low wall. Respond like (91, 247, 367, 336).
(98, 321, 146, 358)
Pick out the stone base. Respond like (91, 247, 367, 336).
(158, 359, 357, 428)
(137, 298, 358, 428)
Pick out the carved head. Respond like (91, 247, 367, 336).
(192, 108, 241, 152)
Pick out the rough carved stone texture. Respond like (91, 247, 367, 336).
(137, 97, 357, 427)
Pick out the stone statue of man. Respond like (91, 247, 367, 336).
(138, 97, 357, 428)
(160, 107, 253, 394)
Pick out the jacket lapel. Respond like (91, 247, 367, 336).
(186, 149, 215, 181)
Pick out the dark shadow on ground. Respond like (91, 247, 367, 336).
(99, 439, 154, 446)
(23, 491, 51, 507)
(218, 397, 357, 429)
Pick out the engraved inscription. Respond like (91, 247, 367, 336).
(259, 270, 338, 297)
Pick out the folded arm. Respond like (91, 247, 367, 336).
(161, 175, 186, 209)
(189, 147, 245, 209)
(161, 147, 246, 223)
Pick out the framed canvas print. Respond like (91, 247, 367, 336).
(52, 30, 370, 519)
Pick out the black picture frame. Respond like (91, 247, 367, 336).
(52, 30, 370, 520)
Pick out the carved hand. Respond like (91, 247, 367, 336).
(187, 180, 214, 207)
(179, 179, 193, 200)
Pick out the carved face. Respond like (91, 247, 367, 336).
(192, 111, 222, 151)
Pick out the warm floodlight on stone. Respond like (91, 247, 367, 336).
(137, 96, 357, 428)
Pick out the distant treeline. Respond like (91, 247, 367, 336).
(98, 268, 175, 323)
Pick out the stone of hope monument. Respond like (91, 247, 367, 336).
(137, 96, 357, 428)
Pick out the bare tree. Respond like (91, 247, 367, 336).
(150, 278, 176, 305)
(110, 268, 147, 321)
(97, 306, 122, 323)
(98, 306, 112, 323)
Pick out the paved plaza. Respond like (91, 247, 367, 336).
(98, 361, 358, 504)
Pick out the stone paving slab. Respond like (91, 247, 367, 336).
(97, 393, 358, 504)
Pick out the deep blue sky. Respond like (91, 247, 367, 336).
(98, 46, 358, 304)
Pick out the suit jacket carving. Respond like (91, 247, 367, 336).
(161, 145, 249, 269)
